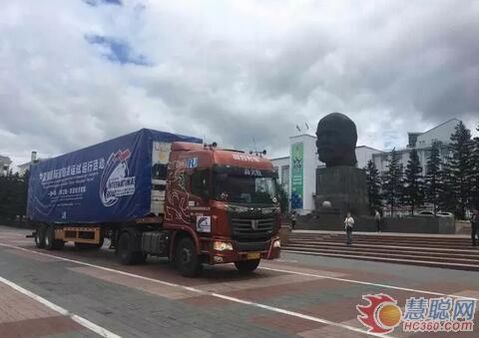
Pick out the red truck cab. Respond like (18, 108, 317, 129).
(163, 142, 281, 276)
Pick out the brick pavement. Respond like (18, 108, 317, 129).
(0, 282, 95, 338)
(0, 226, 478, 338)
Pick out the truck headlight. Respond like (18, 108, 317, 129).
(213, 241, 233, 251)
(273, 239, 281, 248)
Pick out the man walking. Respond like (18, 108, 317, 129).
(375, 210, 381, 232)
(471, 209, 478, 247)
(344, 212, 354, 245)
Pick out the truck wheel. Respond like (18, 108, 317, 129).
(116, 232, 144, 265)
(134, 252, 147, 264)
(235, 259, 260, 273)
(35, 225, 46, 249)
(44, 226, 55, 250)
(175, 237, 202, 277)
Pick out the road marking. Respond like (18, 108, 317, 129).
(275, 259, 299, 263)
(212, 293, 393, 337)
(0, 243, 391, 337)
(260, 266, 478, 301)
(0, 275, 122, 338)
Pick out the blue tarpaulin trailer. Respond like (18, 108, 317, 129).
(27, 129, 201, 224)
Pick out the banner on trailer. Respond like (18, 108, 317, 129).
(27, 129, 201, 224)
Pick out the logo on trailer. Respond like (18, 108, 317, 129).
(99, 149, 136, 207)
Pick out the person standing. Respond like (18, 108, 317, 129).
(375, 210, 381, 232)
(344, 212, 354, 245)
(471, 209, 478, 247)
(290, 211, 297, 230)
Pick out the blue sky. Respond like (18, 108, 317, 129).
(85, 34, 149, 65)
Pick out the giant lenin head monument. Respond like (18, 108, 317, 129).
(314, 112, 369, 224)
(316, 112, 358, 167)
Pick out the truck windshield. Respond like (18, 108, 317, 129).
(214, 173, 277, 204)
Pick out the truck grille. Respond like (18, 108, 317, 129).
(231, 217, 275, 241)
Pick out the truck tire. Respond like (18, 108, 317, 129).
(116, 232, 145, 265)
(44, 225, 55, 250)
(35, 225, 46, 249)
(175, 237, 202, 277)
(235, 259, 260, 274)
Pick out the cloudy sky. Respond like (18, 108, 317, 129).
(0, 0, 478, 166)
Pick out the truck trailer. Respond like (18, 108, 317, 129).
(28, 128, 281, 276)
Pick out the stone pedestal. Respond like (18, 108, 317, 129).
(315, 166, 369, 217)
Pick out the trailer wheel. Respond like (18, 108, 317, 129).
(234, 259, 260, 274)
(175, 237, 202, 277)
(34, 225, 46, 249)
(44, 226, 55, 250)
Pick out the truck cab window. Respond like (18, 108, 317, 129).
(190, 169, 209, 200)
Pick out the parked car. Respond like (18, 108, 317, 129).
(415, 211, 435, 216)
(437, 211, 454, 218)
(415, 210, 454, 218)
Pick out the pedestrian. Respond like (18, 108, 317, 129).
(290, 211, 297, 230)
(344, 212, 354, 245)
(471, 209, 478, 247)
(375, 210, 381, 232)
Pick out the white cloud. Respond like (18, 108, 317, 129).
(0, 0, 477, 167)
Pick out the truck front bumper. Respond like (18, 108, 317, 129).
(206, 236, 281, 265)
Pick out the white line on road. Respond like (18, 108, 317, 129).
(0, 243, 391, 337)
(274, 259, 299, 263)
(259, 266, 478, 301)
(212, 293, 393, 337)
(0, 275, 122, 338)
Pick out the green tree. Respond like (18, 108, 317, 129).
(425, 141, 443, 215)
(382, 149, 403, 217)
(364, 160, 382, 214)
(441, 121, 473, 218)
(0, 171, 28, 220)
(467, 136, 479, 210)
(403, 148, 424, 215)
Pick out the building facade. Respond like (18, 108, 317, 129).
(17, 151, 42, 176)
(372, 118, 459, 174)
(271, 118, 462, 213)
(0, 155, 12, 176)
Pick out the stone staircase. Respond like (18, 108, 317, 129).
(282, 231, 479, 271)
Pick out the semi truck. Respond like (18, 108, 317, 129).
(28, 129, 281, 276)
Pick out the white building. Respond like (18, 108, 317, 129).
(271, 118, 462, 213)
(372, 118, 460, 174)
(0, 155, 12, 176)
(17, 151, 43, 176)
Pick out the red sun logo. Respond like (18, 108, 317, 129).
(356, 293, 402, 334)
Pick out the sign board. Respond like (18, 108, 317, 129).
(291, 142, 304, 209)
